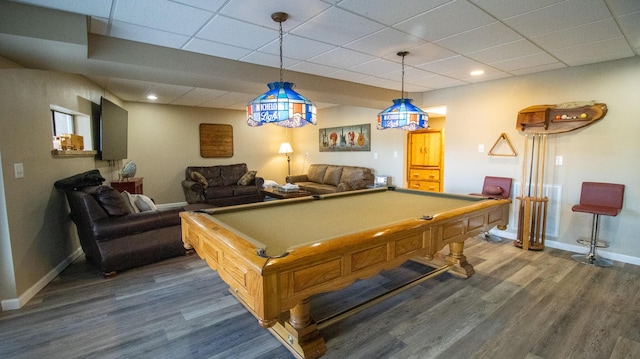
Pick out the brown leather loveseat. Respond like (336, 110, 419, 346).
(286, 164, 374, 195)
(182, 163, 264, 207)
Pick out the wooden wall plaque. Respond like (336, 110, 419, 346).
(200, 124, 233, 158)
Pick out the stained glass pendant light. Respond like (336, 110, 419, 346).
(377, 51, 428, 130)
(247, 12, 317, 128)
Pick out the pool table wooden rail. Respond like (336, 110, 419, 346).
(180, 193, 510, 359)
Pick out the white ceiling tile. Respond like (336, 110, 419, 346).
(435, 22, 523, 54)
(258, 34, 335, 61)
(287, 61, 341, 77)
(241, 52, 301, 69)
(337, 0, 451, 25)
(553, 37, 635, 66)
(532, 19, 625, 51)
(324, 70, 376, 84)
(202, 91, 255, 108)
(464, 70, 512, 83)
(358, 76, 403, 91)
(395, 0, 495, 41)
(107, 20, 191, 49)
(308, 47, 377, 68)
(171, 0, 227, 13)
(490, 52, 559, 72)
(170, 88, 228, 107)
(350, 58, 402, 76)
(618, 12, 640, 50)
(416, 55, 485, 76)
(510, 62, 567, 76)
(503, 0, 612, 37)
(291, 7, 385, 46)
(113, 0, 214, 35)
(183, 38, 253, 59)
(607, 0, 640, 15)
(219, 0, 331, 30)
(395, 43, 458, 66)
(466, 40, 543, 64)
(469, 0, 565, 19)
(344, 28, 428, 58)
(146, 83, 196, 102)
(15, 0, 114, 17)
(197, 15, 278, 49)
(419, 74, 468, 89)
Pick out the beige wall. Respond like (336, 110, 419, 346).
(1, 56, 639, 309)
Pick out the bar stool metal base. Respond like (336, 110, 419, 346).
(576, 239, 608, 248)
(572, 253, 613, 267)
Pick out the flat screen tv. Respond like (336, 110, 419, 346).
(98, 97, 128, 160)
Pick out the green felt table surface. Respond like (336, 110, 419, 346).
(205, 188, 486, 257)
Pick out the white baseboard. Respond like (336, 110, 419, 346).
(490, 229, 640, 266)
(1, 247, 83, 311)
(155, 201, 188, 210)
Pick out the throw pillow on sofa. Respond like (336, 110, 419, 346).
(92, 186, 131, 216)
(134, 194, 157, 212)
(191, 171, 208, 188)
(237, 171, 257, 185)
(120, 190, 139, 213)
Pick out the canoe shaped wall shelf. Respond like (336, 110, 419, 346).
(489, 133, 517, 157)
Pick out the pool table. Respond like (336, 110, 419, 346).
(180, 188, 510, 358)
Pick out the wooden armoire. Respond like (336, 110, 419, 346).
(407, 129, 444, 192)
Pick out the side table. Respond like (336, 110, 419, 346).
(111, 177, 144, 194)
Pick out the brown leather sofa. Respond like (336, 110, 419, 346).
(286, 164, 374, 195)
(65, 185, 189, 277)
(182, 163, 264, 207)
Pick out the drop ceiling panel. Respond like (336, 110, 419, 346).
(219, 0, 331, 30)
(553, 37, 635, 66)
(105, 20, 191, 49)
(532, 19, 625, 51)
(197, 16, 278, 49)
(344, 28, 428, 58)
(395, 1, 495, 41)
(489, 52, 560, 72)
(469, 0, 565, 19)
(113, 0, 215, 35)
(308, 47, 377, 68)
(337, 0, 451, 26)
(503, 0, 612, 37)
(291, 7, 385, 46)
(170, 88, 229, 107)
(16, 0, 114, 17)
(466, 40, 544, 64)
(434, 22, 523, 54)
(183, 38, 253, 59)
(257, 34, 335, 61)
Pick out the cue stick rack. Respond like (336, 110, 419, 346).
(514, 133, 548, 250)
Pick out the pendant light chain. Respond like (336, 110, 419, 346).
(401, 52, 405, 99)
(279, 20, 283, 84)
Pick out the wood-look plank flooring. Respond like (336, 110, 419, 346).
(2, 236, 640, 359)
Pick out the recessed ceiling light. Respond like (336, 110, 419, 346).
(470, 70, 484, 76)
(147, 94, 158, 100)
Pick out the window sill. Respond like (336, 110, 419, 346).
(51, 149, 97, 157)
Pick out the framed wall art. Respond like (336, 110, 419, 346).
(200, 123, 233, 158)
(319, 123, 370, 152)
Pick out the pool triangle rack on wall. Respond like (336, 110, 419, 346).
(488, 133, 517, 157)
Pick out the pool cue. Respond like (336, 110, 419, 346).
(516, 134, 529, 246)
(536, 134, 547, 247)
(523, 135, 536, 250)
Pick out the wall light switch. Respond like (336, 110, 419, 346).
(478, 144, 484, 153)
(373, 152, 378, 160)
(393, 151, 398, 158)
(555, 156, 563, 166)
(14, 163, 24, 179)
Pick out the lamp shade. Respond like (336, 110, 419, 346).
(377, 98, 428, 131)
(247, 82, 317, 128)
(278, 142, 293, 154)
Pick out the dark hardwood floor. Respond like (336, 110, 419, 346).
(2, 236, 639, 359)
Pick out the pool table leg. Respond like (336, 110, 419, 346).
(443, 241, 475, 278)
(268, 298, 327, 359)
(412, 241, 475, 279)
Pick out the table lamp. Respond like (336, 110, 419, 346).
(279, 142, 293, 175)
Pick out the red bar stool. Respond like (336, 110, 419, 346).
(470, 176, 512, 242)
(571, 182, 625, 267)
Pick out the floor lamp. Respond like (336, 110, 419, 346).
(279, 142, 293, 175)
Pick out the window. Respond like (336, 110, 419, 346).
(50, 105, 93, 153)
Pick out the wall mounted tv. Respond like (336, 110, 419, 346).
(97, 97, 128, 161)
